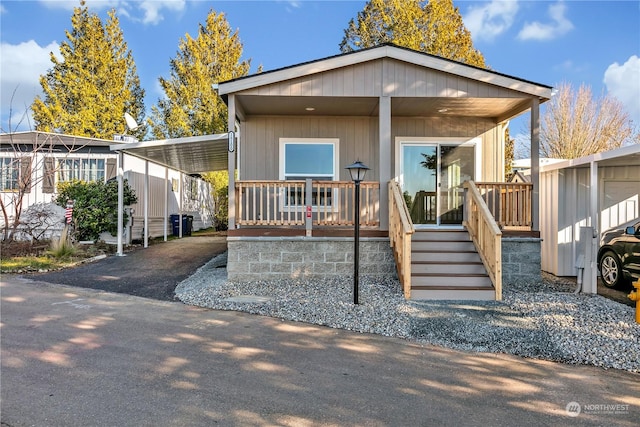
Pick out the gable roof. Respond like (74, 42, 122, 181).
(219, 43, 552, 99)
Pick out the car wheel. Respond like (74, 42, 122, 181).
(599, 251, 623, 288)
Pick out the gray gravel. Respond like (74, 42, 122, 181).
(175, 252, 640, 373)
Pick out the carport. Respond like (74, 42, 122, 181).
(539, 144, 640, 293)
(110, 133, 233, 255)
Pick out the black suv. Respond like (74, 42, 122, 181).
(598, 219, 640, 288)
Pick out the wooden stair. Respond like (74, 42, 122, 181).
(410, 229, 496, 300)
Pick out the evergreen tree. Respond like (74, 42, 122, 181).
(340, 0, 486, 68)
(31, 5, 145, 140)
(149, 9, 251, 138)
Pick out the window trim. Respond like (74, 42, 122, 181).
(278, 138, 339, 211)
(0, 157, 20, 192)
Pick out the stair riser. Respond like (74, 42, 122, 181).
(413, 231, 470, 242)
(411, 252, 482, 263)
(412, 241, 476, 252)
(411, 275, 492, 287)
(412, 264, 487, 275)
(410, 289, 496, 301)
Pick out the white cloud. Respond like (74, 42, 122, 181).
(138, 0, 186, 25)
(604, 55, 640, 124)
(0, 40, 59, 131)
(464, 0, 519, 42)
(37, 0, 186, 25)
(518, 1, 573, 41)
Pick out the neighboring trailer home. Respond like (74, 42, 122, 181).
(215, 44, 553, 301)
(0, 131, 213, 243)
(539, 144, 640, 293)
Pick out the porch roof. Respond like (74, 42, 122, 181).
(109, 133, 230, 174)
(219, 43, 553, 122)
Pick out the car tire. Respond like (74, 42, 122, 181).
(599, 250, 623, 289)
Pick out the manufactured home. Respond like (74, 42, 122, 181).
(0, 131, 213, 242)
(218, 44, 552, 300)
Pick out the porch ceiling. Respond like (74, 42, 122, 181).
(235, 94, 531, 120)
(110, 133, 229, 174)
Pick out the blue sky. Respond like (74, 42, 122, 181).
(1, 0, 639, 144)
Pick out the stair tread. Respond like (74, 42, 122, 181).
(412, 260, 483, 264)
(411, 285, 494, 290)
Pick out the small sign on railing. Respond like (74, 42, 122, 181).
(306, 205, 312, 218)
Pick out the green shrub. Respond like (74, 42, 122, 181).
(55, 179, 137, 242)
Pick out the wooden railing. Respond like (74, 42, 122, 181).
(235, 180, 379, 228)
(463, 181, 502, 301)
(388, 180, 415, 299)
(474, 182, 533, 230)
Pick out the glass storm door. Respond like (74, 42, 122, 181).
(400, 143, 475, 226)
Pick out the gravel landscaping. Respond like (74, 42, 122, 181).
(175, 252, 640, 373)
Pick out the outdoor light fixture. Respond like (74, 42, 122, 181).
(345, 160, 370, 304)
(228, 131, 235, 152)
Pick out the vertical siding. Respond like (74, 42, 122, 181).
(541, 165, 640, 277)
(241, 116, 379, 181)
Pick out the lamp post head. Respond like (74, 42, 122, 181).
(346, 160, 370, 183)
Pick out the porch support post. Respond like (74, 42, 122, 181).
(530, 97, 540, 232)
(305, 178, 312, 237)
(116, 151, 124, 256)
(228, 94, 237, 230)
(379, 95, 391, 231)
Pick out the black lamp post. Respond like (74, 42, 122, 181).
(346, 160, 370, 304)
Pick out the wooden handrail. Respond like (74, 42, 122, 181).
(474, 182, 533, 230)
(463, 181, 502, 301)
(234, 180, 379, 228)
(388, 180, 415, 299)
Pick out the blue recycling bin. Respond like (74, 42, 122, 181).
(169, 214, 193, 236)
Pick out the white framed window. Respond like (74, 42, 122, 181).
(58, 158, 106, 182)
(0, 157, 19, 191)
(279, 138, 339, 207)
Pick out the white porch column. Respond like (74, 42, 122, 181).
(163, 167, 168, 242)
(530, 97, 540, 231)
(586, 160, 599, 294)
(228, 94, 237, 230)
(379, 95, 391, 231)
(144, 160, 149, 248)
(116, 151, 124, 256)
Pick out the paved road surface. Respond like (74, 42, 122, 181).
(1, 276, 638, 427)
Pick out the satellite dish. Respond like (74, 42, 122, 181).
(124, 112, 140, 132)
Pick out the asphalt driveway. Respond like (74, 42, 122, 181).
(31, 234, 227, 301)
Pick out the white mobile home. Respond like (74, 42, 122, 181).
(0, 131, 213, 242)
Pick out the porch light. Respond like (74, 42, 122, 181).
(346, 160, 370, 305)
(346, 160, 370, 183)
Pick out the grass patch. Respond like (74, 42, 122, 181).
(0, 256, 76, 273)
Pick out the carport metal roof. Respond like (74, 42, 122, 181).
(109, 133, 230, 174)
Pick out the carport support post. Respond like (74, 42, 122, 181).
(586, 160, 599, 294)
(144, 160, 149, 248)
(116, 151, 125, 256)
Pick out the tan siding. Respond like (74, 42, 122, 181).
(241, 116, 379, 181)
(237, 59, 524, 99)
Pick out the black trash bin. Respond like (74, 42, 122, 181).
(169, 214, 193, 236)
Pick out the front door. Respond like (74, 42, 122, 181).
(400, 142, 475, 227)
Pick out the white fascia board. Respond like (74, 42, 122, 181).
(219, 45, 552, 100)
(109, 133, 228, 152)
(540, 143, 640, 172)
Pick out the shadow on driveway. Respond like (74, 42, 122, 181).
(31, 234, 227, 301)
